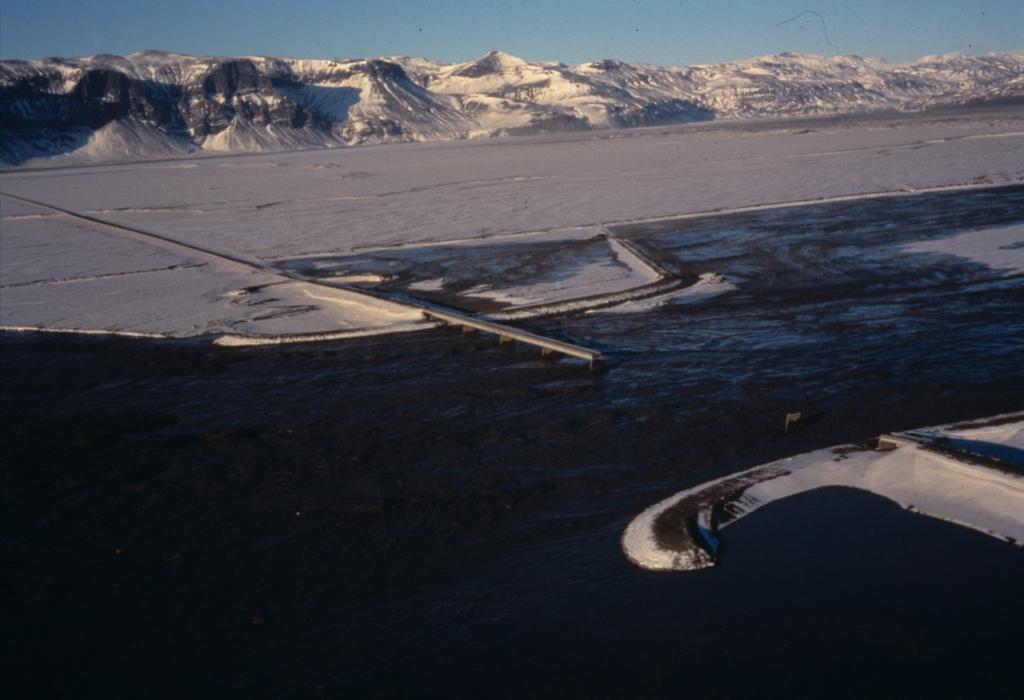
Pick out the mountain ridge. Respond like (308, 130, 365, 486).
(2, 49, 1021, 165)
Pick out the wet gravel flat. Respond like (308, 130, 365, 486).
(2, 186, 1023, 697)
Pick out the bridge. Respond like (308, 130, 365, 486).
(421, 307, 604, 371)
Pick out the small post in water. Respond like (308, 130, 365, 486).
(784, 411, 802, 433)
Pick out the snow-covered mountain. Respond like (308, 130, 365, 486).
(1, 49, 1021, 165)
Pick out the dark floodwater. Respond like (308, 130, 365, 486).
(3, 186, 1024, 697)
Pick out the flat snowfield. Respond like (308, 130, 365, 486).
(1, 107, 1023, 339)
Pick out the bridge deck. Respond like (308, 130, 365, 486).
(421, 308, 603, 370)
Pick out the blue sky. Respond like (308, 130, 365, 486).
(1, 1, 1020, 64)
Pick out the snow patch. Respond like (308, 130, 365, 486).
(329, 273, 385, 284)
(408, 278, 446, 291)
(902, 223, 1024, 275)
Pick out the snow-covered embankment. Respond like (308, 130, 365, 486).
(622, 415, 1024, 571)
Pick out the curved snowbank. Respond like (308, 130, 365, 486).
(592, 272, 735, 314)
(485, 234, 690, 320)
(467, 236, 663, 312)
(622, 414, 1024, 572)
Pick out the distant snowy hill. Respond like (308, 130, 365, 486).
(1, 49, 1021, 165)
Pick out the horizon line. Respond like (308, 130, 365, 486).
(3, 46, 1022, 69)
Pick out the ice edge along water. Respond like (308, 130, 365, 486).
(621, 415, 1024, 572)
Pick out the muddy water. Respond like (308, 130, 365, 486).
(3, 186, 1023, 696)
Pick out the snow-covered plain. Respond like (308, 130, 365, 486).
(1, 107, 1023, 340)
(0, 197, 422, 339)
(622, 415, 1024, 572)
